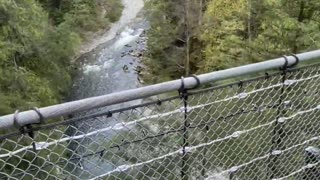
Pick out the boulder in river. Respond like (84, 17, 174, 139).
(123, 65, 129, 72)
(134, 65, 143, 74)
(129, 51, 143, 58)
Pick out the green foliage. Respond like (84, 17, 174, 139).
(0, 0, 60, 113)
(143, 0, 205, 83)
(0, 0, 123, 116)
(201, 0, 320, 72)
(38, 0, 123, 37)
(0, 0, 124, 178)
(201, 0, 248, 72)
(145, 0, 320, 79)
(141, 1, 320, 178)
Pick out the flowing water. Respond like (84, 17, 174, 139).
(66, 0, 147, 178)
(79, 0, 145, 54)
(71, 0, 145, 100)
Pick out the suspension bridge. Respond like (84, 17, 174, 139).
(0, 50, 320, 179)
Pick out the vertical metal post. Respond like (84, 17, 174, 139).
(201, 125, 209, 178)
(181, 88, 189, 180)
(179, 77, 190, 180)
(268, 57, 290, 179)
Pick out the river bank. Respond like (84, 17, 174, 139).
(73, 0, 144, 60)
(70, 0, 146, 100)
(65, 0, 147, 177)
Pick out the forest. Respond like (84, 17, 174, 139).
(1, 0, 320, 179)
(143, 0, 320, 83)
(0, 0, 122, 115)
(1, 0, 320, 114)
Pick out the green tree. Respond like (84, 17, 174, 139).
(0, 0, 123, 115)
(143, 0, 206, 83)
(0, 0, 59, 114)
(201, 0, 320, 73)
(0, 0, 124, 178)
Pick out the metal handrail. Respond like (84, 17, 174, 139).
(0, 50, 320, 129)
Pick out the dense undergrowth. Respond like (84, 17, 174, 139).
(143, 0, 320, 83)
(0, 0, 123, 115)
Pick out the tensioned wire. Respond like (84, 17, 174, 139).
(2, 62, 319, 140)
(89, 105, 320, 179)
(1, 51, 320, 130)
(0, 63, 319, 179)
(0, 65, 319, 150)
(0, 101, 281, 179)
(1, 71, 319, 147)
(5, 101, 316, 179)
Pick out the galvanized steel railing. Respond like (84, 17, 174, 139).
(0, 50, 320, 179)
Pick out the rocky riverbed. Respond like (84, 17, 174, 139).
(66, 0, 148, 178)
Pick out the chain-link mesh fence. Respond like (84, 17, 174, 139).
(0, 62, 320, 180)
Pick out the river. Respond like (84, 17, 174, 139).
(71, 0, 145, 101)
(66, 0, 147, 178)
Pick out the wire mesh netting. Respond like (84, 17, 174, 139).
(0, 63, 320, 180)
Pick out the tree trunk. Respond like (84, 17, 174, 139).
(199, 0, 203, 26)
(247, 0, 252, 42)
(185, 0, 190, 76)
(293, 1, 305, 54)
(186, 36, 190, 76)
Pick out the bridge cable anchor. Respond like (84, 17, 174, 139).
(280, 55, 289, 72)
(289, 53, 300, 68)
(32, 107, 45, 124)
(178, 74, 201, 97)
(280, 54, 300, 71)
(13, 108, 45, 152)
